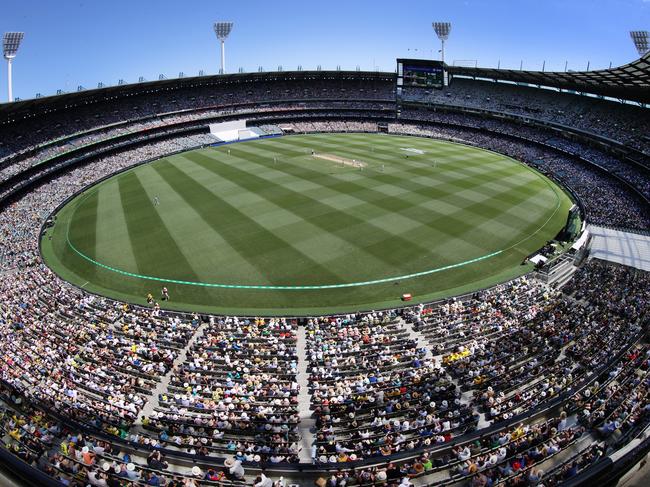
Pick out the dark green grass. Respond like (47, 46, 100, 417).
(41, 133, 573, 315)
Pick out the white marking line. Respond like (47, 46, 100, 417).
(400, 147, 426, 155)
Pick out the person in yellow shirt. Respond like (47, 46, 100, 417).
(511, 424, 525, 440)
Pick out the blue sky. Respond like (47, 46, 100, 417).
(1, 0, 649, 100)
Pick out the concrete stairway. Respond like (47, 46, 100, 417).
(545, 255, 579, 289)
(295, 325, 316, 463)
(132, 321, 209, 432)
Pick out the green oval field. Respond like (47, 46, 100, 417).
(41, 133, 573, 315)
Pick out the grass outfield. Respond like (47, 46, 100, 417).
(41, 133, 573, 315)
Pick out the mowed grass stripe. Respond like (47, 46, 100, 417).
(328, 153, 558, 246)
(230, 144, 549, 235)
(134, 163, 271, 284)
(277, 134, 487, 166)
(258, 135, 496, 174)
(185, 152, 441, 268)
(94, 181, 138, 271)
(292, 136, 476, 161)
(187, 153, 436, 263)
(170, 157, 402, 276)
(233, 139, 533, 209)
(69, 189, 99, 260)
(151, 159, 349, 285)
(65, 189, 99, 282)
(225, 145, 548, 254)
(308, 135, 563, 241)
(284, 133, 473, 156)
(417, 177, 557, 246)
(197, 147, 442, 223)
(343, 136, 508, 170)
(229, 143, 500, 212)
(230, 146, 438, 215)
(462, 188, 555, 244)
(210, 138, 558, 254)
(218, 137, 512, 197)
(213, 149, 501, 253)
(116, 171, 205, 285)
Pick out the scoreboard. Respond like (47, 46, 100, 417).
(397, 59, 445, 90)
(395, 59, 448, 118)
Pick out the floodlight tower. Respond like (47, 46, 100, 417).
(630, 31, 649, 57)
(432, 22, 451, 63)
(214, 22, 234, 74)
(3, 32, 24, 102)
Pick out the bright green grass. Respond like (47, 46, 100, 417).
(41, 133, 573, 315)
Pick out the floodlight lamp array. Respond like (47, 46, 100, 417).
(3, 32, 24, 59)
(214, 22, 233, 40)
(630, 31, 649, 56)
(432, 22, 451, 41)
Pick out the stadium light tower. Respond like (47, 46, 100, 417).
(630, 31, 649, 57)
(432, 22, 451, 63)
(3, 32, 24, 102)
(214, 22, 234, 74)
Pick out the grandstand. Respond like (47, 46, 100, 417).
(0, 14, 648, 487)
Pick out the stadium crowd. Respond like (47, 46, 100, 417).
(0, 256, 645, 485)
(0, 73, 648, 485)
(307, 311, 476, 462)
(144, 316, 302, 463)
(402, 78, 650, 154)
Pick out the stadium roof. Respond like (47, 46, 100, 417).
(448, 52, 650, 104)
(0, 53, 648, 123)
(0, 70, 394, 124)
